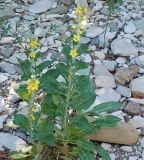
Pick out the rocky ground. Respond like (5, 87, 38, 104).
(0, 0, 144, 159)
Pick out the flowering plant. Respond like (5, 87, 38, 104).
(4, 6, 122, 160)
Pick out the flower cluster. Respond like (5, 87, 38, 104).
(27, 39, 38, 59)
(70, 6, 88, 59)
(72, 6, 87, 43)
(27, 79, 40, 95)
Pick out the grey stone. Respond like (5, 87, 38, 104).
(100, 7, 109, 16)
(80, 37, 91, 44)
(46, 5, 68, 14)
(0, 6, 15, 17)
(1, 47, 14, 58)
(94, 64, 114, 77)
(28, 0, 54, 13)
(133, 18, 144, 30)
(75, 0, 88, 6)
(8, 53, 27, 64)
(86, 26, 104, 38)
(34, 27, 47, 37)
(91, 37, 99, 45)
(23, 15, 35, 21)
(95, 75, 116, 88)
(59, 0, 74, 5)
(111, 38, 138, 56)
(0, 115, 8, 129)
(0, 133, 26, 151)
(0, 73, 8, 83)
(120, 146, 133, 152)
(94, 88, 121, 105)
(102, 60, 116, 72)
(0, 37, 15, 44)
(0, 62, 16, 74)
(109, 153, 116, 160)
(124, 22, 136, 34)
(130, 76, 144, 98)
(142, 150, 144, 160)
(0, 96, 5, 112)
(116, 85, 131, 98)
(7, 17, 20, 34)
(130, 55, 144, 68)
(109, 21, 119, 32)
(116, 57, 127, 64)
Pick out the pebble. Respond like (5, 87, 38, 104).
(34, 27, 47, 37)
(95, 88, 121, 105)
(0, 73, 8, 83)
(28, 0, 54, 13)
(128, 156, 139, 160)
(111, 38, 138, 56)
(116, 57, 127, 64)
(130, 76, 144, 98)
(109, 153, 116, 160)
(124, 22, 136, 34)
(0, 96, 5, 112)
(86, 26, 104, 38)
(0, 37, 15, 44)
(101, 143, 111, 150)
(116, 85, 131, 98)
(0, 115, 8, 129)
(120, 146, 133, 152)
(0, 132, 27, 151)
(0, 62, 16, 74)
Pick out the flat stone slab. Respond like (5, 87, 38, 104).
(87, 122, 138, 145)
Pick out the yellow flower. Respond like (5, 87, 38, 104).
(28, 39, 38, 49)
(75, 6, 82, 15)
(80, 24, 86, 30)
(73, 34, 80, 43)
(79, 30, 84, 35)
(29, 51, 36, 59)
(32, 107, 36, 112)
(71, 24, 77, 30)
(31, 115, 36, 121)
(70, 49, 78, 58)
(27, 79, 40, 95)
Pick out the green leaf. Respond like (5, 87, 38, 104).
(16, 84, 29, 101)
(62, 45, 72, 61)
(55, 63, 68, 80)
(35, 120, 56, 147)
(9, 152, 30, 159)
(91, 115, 121, 128)
(77, 44, 88, 56)
(70, 75, 96, 110)
(75, 60, 88, 72)
(70, 115, 91, 131)
(77, 147, 95, 160)
(41, 95, 59, 117)
(13, 114, 30, 132)
(36, 60, 52, 73)
(95, 145, 111, 160)
(76, 138, 95, 152)
(18, 59, 32, 81)
(89, 102, 122, 114)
